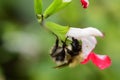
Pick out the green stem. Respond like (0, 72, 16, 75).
(36, 14, 55, 36)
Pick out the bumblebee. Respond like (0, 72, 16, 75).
(50, 36, 82, 68)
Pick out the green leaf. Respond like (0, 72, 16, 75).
(44, 0, 71, 18)
(46, 22, 70, 40)
(34, 0, 42, 14)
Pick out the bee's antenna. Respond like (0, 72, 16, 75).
(65, 36, 68, 43)
(51, 32, 59, 46)
(50, 33, 59, 55)
(61, 37, 68, 48)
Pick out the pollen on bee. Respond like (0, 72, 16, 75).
(69, 52, 83, 67)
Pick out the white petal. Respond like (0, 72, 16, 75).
(66, 28, 83, 40)
(81, 36, 97, 58)
(66, 27, 103, 40)
(83, 27, 104, 37)
(66, 27, 102, 59)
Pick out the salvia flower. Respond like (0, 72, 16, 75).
(66, 27, 111, 69)
(80, 0, 89, 8)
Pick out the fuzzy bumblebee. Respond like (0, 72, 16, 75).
(50, 37, 83, 68)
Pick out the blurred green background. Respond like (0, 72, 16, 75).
(0, 0, 120, 80)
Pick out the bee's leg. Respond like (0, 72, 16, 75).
(51, 36, 66, 61)
(52, 33, 59, 49)
(61, 36, 68, 48)
(66, 48, 73, 56)
(51, 35, 59, 56)
(54, 37, 67, 61)
(55, 36, 59, 49)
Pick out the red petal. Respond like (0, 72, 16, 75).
(81, 52, 111, 70)
(80, 0, 89, 8)
(81, 54, 91, 64)
(90, 52, 111, 70)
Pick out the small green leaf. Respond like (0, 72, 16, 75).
(34, 0, 42, 14)
(46, 22, 70, 40)
(44, 0, 71, 18)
